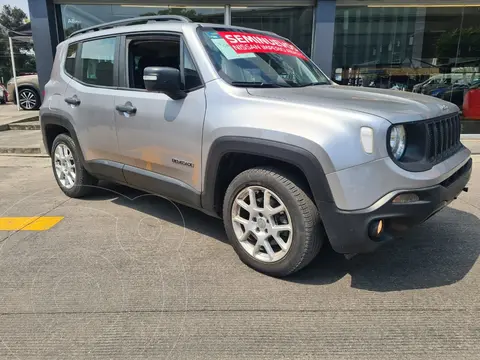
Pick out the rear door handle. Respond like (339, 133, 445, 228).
(116, 102, 137, 115)
(64, 96, 80, 106)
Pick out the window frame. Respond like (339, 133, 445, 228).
(63, 35, 120, 89)
(117, 31, 205, 93)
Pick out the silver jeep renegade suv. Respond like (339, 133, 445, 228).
(41, 16, 472, 277)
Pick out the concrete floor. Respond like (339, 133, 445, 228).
(0, 130, 44, 153)
(0, 104, 38, 128)
(0, 156, 479, 359)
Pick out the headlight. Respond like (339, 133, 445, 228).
(389, 125, 407, 160)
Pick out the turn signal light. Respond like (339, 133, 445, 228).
(392, 193, 419, 204)
(369, 219, 384, 238)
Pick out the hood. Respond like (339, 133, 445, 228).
(246, 85, 458, 124)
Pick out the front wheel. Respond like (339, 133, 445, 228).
(223, 167, 324, 277)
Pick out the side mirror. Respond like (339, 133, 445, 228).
(143, 66, 186, 100)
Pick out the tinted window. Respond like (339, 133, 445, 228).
(127, 38, 180, 89)
(80, 37, 115, 87)
(65, 43, 78, 77)
(126, 38, 201, 91)
(59, 4, 224, 38)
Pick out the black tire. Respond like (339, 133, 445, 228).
(51, 133, 97, 198)
(223, 167, 324, 277)
(18, 88, 40, 110)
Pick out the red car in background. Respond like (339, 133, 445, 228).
(0, 84, 7, 104)
(463, 83, 480, 120)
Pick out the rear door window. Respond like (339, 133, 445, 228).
(79, 37, 116, 87)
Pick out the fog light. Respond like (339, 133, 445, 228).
(392, 193, 420, 204)
(369, 220, 384, 238)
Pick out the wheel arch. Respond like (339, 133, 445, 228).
(41, 113, 89, 170)
(201, 136, 334, 217)
(14, 83, 40, 99)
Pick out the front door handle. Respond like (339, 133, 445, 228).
(64, 96, 80, 106)
(116, 102, 137, 115)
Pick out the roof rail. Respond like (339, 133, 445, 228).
(68, 15, 192, 38)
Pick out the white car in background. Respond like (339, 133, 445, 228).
(7, 74, 41, 110)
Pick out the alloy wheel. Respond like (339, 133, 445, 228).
(54, 143, 76, 189)
(19, 90, 37, 110)
(231, 186, 293, 263)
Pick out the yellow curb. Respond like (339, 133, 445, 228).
(0, 216, 64, 231)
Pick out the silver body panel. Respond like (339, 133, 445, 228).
(63, 81, 119, 162)
(327, 147, 471, 210)
(114, 87, 206, 191)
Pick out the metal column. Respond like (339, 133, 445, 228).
(225, 4, 231, 25)
(312, 0, 336, 76)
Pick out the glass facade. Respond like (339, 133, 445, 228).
(333, 2, 480, 132)
(59, 5, 225, 37)
(58, 5, 313, 56)
(231, 7, 314, 56)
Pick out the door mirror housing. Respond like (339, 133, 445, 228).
(143, 66, 186, 100)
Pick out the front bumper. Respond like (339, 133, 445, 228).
(321, 158, 472, 254)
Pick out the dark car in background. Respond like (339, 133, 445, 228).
(412, 73, 466, 95)
(432, 80, 480, 108)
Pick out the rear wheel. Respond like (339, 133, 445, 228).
(18, 88, 40, 110)
(51, 134, 97, 198)
(223, 167, 324, 277)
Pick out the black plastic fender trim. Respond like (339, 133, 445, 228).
(201, 136, 334, 216)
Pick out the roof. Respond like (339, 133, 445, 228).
(65, 21, 192, 43)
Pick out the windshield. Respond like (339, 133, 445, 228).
(197, 27, 331, 88)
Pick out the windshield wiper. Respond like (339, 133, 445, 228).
(294, 82, 331, 87)
(230, 81, 284, 88)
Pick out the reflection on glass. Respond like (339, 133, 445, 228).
(231, 7, 314, 56)
(333, 4, 480, 131)
(59, 4, 224, 37)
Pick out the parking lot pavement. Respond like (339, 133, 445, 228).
(0, 156, 479, 359)
(0, 104, 38, 129)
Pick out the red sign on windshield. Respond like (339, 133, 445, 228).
(217, 31, 307, 59)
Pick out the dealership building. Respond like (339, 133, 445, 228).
(28, 0, 480, 128)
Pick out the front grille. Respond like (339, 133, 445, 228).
(426, 114, 462, 163)
(392, 113, 463, 172)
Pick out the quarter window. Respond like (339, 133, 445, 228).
(65, 43, 78, 77)
(183, 46, 202, 90)
(79, 37, 116, 87)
